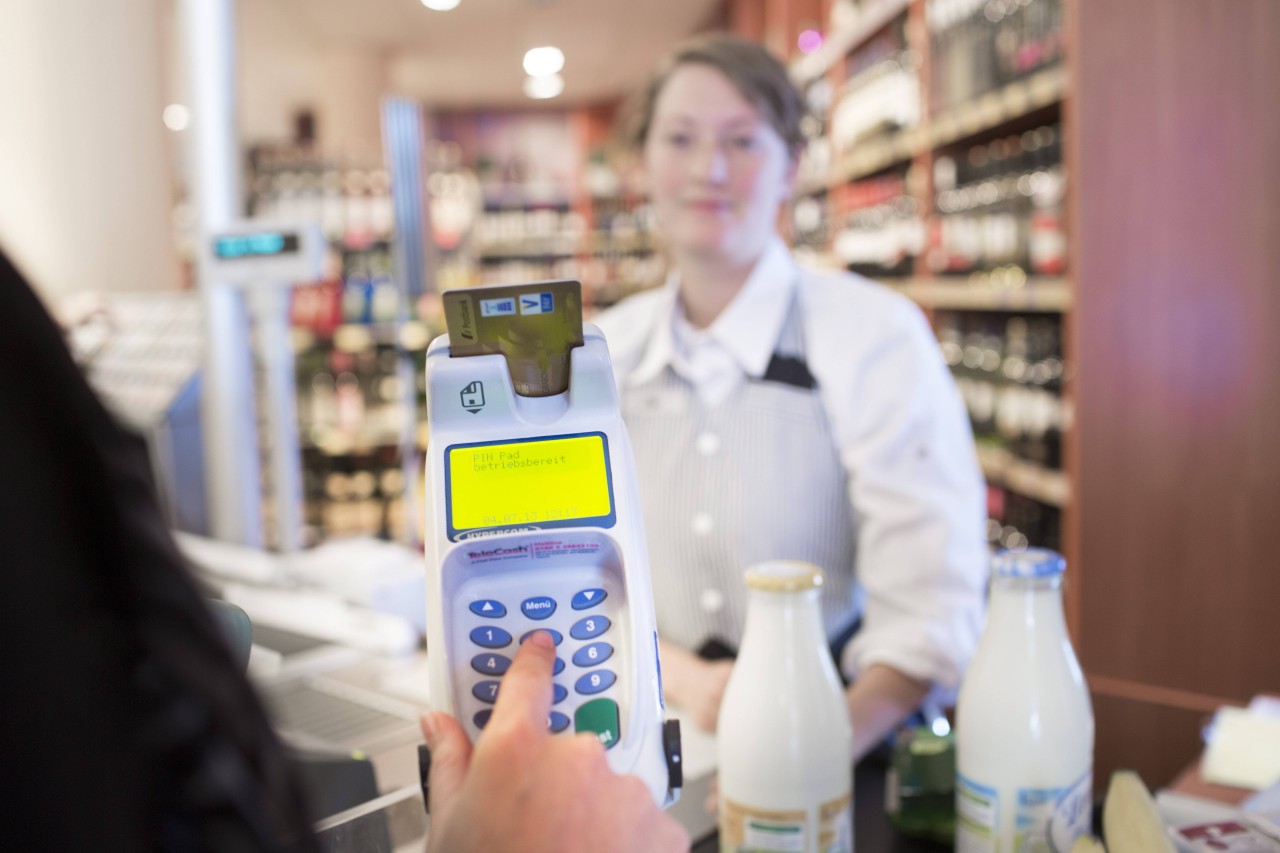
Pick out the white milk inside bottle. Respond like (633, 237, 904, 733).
(955, 548, 1094, 853)
(717, 561, 854, 853)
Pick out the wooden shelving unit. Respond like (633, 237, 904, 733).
(886, 276, 1073, 312)
(734, 0, 1280, 791)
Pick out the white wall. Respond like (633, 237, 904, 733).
(0, 0, 391, 308)
(0, 0, 179, 305)
(238, 1, 388, 163)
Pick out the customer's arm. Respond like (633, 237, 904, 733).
(420, 631, 689, 853)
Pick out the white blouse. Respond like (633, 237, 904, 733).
(594, 238, 989, 699)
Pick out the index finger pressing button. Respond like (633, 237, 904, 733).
(520, 628, 563, 646)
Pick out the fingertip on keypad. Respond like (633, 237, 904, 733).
(519, 628, 563, 646)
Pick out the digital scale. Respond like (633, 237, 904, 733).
(422, 283, 682, 806)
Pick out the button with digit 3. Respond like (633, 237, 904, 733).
(569, 615, 610, 640)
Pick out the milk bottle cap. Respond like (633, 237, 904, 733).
(991, 547, 1066, 579)
(744, 560, 824, 592)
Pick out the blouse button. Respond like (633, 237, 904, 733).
(695, 431, 721, 456)
(700, 588, 725, 614)
(691, 512, 714, 536)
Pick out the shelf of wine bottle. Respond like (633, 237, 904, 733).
(986, 481, 1061, 552)
(790, 0, 914, 86)
(887, 276, 1071, 312)
(978, 443, 1069, 509)
(820, 64, 1065, 187)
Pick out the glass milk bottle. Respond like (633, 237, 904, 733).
(955, 549, 1094, 853)
(717, 561, 854, 853)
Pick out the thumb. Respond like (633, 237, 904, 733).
(420, 711, 473, 816)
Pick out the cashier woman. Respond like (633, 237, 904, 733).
(594, 34, 989, 754)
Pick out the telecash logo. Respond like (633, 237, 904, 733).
(466, 545, 529, 559)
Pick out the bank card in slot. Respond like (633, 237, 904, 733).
(442, 281, 584, 397)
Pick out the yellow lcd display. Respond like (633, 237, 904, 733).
(446, 432, 614, 536)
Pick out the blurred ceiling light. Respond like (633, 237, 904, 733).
(163, 104, 191, 131)
(523, 73, 564, 100)
(421, 0, 460, 10)
(523, 46, 565, 77)
(797, 29, 823, 54)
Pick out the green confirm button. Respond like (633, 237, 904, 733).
(574, 698, 620, 750)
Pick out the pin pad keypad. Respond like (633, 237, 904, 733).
(464, 588, 621, 748)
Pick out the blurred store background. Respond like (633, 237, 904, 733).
(0, 0, 1277, 809)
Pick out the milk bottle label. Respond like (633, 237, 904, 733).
(957, 776, 1000, 852)
(721, 794, 852, 853)
(1045, 772, 1092, 852)
(956, 769, 1091, 853)
(818, 793, 853, 853)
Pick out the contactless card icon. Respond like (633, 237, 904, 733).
(518, 293, 554, 315)
(461, 381, 485, 413)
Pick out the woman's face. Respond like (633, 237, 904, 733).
(644, 62, 796, 265)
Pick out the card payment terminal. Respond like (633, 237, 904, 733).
(422, 284, 682, 807)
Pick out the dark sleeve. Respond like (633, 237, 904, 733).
(0, 249, 316, 851)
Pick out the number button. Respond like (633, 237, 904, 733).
(552, 684, 568, 705)
(468, 599, 506, 618)
(572, 642, 614, 667)
(569, 615, 611, 640)
(474, 709, 493, 729)
(571, 589, 608, 610)
(548, 712, 571, 733)
(471, 653, 511, 675)
(553, 657, 565, 675)
(519, 628, 563, 646)
(574, 669, 616, 696)
(521, 596, 557, 620)
(469, 626, 512, 649)
(472, 681, 501, 704)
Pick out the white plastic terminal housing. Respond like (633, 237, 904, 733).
(423, 324, 676, 806)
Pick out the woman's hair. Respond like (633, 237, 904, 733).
(629, 33, 806, 155)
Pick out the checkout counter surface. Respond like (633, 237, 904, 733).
(242, 620, 945, 851)
(309, 743, 949, 852)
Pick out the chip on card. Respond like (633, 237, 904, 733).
(442, 280, 584, 397)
